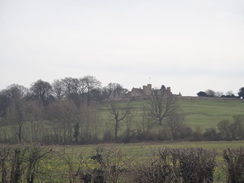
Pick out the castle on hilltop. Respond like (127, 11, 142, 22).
(130, 84, 172, 97)
(110, 84, 177, 101)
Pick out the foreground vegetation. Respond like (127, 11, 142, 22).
(0, 142, 243, 183)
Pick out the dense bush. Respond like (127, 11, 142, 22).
(223, 148, 244, 183)
(132, 148, 178, 183)
(0, 144, 52, 183)
(133, 148, 216, 183)
(203, 128, 221, 141)
(217, 115, 244, 140)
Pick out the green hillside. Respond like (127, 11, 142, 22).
(179, 98, 244, 130)
(1, 96, 244, 144)
(100, 97, 244, 132)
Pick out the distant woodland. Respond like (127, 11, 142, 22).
(0, 75, 244, 144)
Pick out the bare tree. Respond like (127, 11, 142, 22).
(148, 91, 178, 126)
(30, 80, 53, 106)
(6, 103, 25, 143)
(0, 91, 11, 118)
(80, 75, 101, 105)
(79, 103, 100, 143)
(61, 77, 83, 98)
(217, 115, 244, 140)
(53, 77, 84, 107)
(217, 120, 231, 140)
(165, 113, 185, 140)
(108, 99, 130, 141)
(23, 100, 43, 142)
(4, 84, 28, 143)
(104, 83, 128, 97)
(47, 99, 79, 144)
(140, 105, 153, 139)
(148, 90, 185, 140)
(52, 79, 66, 99)
(61, 77, 80, 95)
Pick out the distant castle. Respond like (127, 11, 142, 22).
(130, 84, 172, 97)
(110, 84, 177, 101)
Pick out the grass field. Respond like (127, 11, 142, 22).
(48, 141, 244, 182)
(1, 98, 244, 182)
(1, 140, 243, 182)
(62, 140, 244, 157)
(1, 97, 244, 144)
(178, 98, 244, 130)
(101, 98, 244, 130)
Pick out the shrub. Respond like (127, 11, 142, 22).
(132, 148, 216, 183)
(90, 147, 124, 183)
(223, 148, 244, 183)
(133, 160, 177, 183)
(175, 148, 216, 183)
(203, 128, 221, 141)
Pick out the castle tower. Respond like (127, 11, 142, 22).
(166, 87, 172, 95)
(143, 84, 152, 95)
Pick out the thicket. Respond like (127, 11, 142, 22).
(0, 144, 243, 182)
(132, 148, 216, 183)
(0, 144, 52, 183)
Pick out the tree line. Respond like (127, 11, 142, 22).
(0, 76, 128, 144)
(0, 76, 244, 144)
(197, 88, 244, 98)
(0, 75, 184, 144)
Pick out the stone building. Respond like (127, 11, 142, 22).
(110, 84, 174, 101)
(130, 84, 172, 99)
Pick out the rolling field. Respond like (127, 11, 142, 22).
(100, 97, 244, 132)
(178, 98, 244, 130)
(1, 97, 243, 144)
(1, 96, 244, 182)
(44, 141, 244, 182)
(61, 140, 244, 157)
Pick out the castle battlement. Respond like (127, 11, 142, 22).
(110, 84, 176, 101)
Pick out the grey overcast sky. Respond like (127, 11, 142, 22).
(0, 0, 244, 96)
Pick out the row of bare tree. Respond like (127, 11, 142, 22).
(0, 75, 186, 144)
(1, 76, 243, 144)
(0, 76, 127, 109)
(0, 76, 130, 144)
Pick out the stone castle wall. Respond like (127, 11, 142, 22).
(143, 84, 152, 95)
